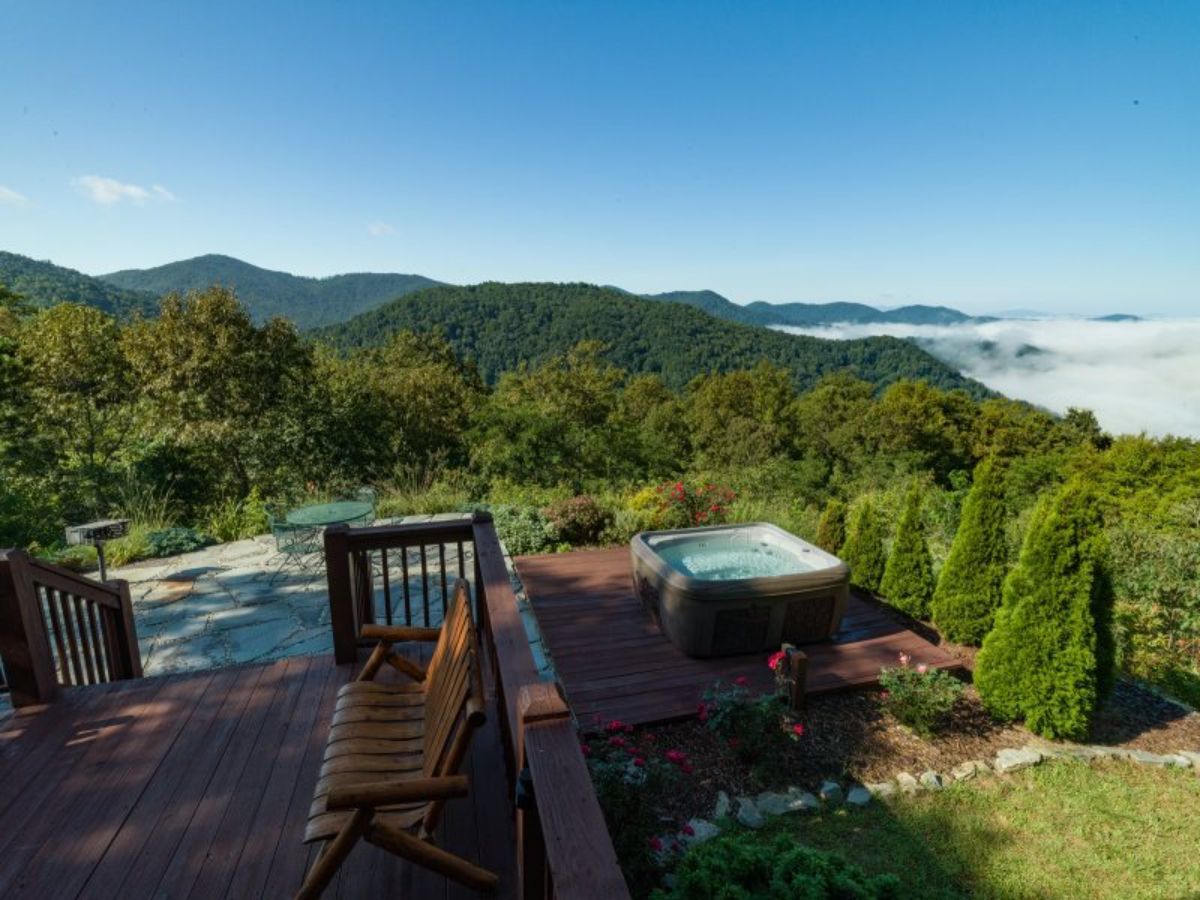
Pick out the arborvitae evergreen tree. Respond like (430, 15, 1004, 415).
(879, 484, 935, 618)
(840, 497, 887, 593)
(974, 478, 1115, 740)
(930, 456, 1008, 644)
(815, 498, 847, 554)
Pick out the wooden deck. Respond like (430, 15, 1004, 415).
(516, 548, 961, 729)
(0, 652, 515, 900)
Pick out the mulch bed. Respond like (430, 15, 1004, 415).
(629, 641, 1200, 827)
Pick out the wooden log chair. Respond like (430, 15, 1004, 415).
(297, 579, 499, 898)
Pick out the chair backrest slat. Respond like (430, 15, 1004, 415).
(421, 580, 484, 779)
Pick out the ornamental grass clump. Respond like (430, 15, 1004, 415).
(878, 652, 964, 737)
(930, 456, 1009, 644)
(879, 484, 936, 619)
(974, 478, 1116, 740)
(840, 497, 887, 593)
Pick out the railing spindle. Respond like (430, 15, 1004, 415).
(72, 595, 98, 684)
(57, 591, 85, 686)
(43, 588, 70, 684)
(438, 543, 448, 620)
(420, 545, 430, 627)
(380, 548, 392, 625)
(401, 546, 412, 626)
(85, 601, 108, 682)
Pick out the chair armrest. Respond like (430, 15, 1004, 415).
(326, 775, 469, 810)
(361, 624, 443, 643)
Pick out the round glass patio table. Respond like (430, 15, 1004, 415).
(285, 500, 373, 527)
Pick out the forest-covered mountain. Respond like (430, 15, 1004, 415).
(0, 251, 158, 317)
(319, 282, 990, 395)
(101, 254, 441, 327)
(642, 289, 978, 328)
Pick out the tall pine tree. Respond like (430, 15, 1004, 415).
(974, 478, 1115, 740)
(930, 456, 1008, 644)
(840, 497, 887, 593)
(880, 484, 935, 618)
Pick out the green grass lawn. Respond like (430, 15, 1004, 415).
(755, 760, 1200, 899)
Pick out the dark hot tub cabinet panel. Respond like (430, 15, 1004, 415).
(630, 523, 850, 658)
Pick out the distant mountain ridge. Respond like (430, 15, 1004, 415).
(319, 281, 992, 397)
(642, 289, 981, 328)
(0, 251, 157, 317)
(100, 254, 442, 328)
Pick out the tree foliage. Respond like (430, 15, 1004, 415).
(975, 478, 1116, 739)
(879, 484, 936, 618)
(930, 456, 1009, 644)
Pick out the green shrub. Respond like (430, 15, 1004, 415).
(840, 498, 887, 592)
(652, 830, 901, 899)
(878, 654, 964, 737)
(544, 494, 613, 545)
(975, 478, 1116, 740)
(879, 485, 935, 618)
(930, 457, 1009, 644)
(146, 526, 214, 558)
(815, 498, 847, 554)
(488, 504, 562, 555)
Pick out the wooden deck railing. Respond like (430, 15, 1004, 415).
(0, 549, 142, 707)
(324, 513, 631, 900)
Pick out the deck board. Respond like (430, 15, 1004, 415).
(0, 653, 515, 899)
(516, 547, 961, 729)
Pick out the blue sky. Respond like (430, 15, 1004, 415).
(2, 1, 1197, 314)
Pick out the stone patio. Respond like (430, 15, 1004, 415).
(111, 513, 552, 678)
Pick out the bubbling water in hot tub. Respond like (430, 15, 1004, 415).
(652, 530, 818, 580)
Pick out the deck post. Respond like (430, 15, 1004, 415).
(325, 524, 358, 664)
(0, 549, 61, 706)
(784, 644, 808, 711)
(516, 682, 566, 900)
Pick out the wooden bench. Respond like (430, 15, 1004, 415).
(297, 579, 499, 898)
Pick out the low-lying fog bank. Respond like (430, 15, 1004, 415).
(776, 318, 1200, 439)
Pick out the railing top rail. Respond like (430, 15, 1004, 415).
(333, 515, 479, 551)
(471, 518, 542, 765)
(5, 550, 125, 609)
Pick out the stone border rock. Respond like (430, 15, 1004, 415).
(670, 742, 1199, 849)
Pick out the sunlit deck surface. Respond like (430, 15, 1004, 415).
(0, 651, 514, 899)
(517, 548, 961, 729)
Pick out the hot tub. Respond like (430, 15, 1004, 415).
(631, 523, 849, 658)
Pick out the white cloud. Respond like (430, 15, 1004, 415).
(776, 318, 1200, 439)
(367, 220, 397, 237)
(72, 175, 177, 205)
(0, 185, 29, 208)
